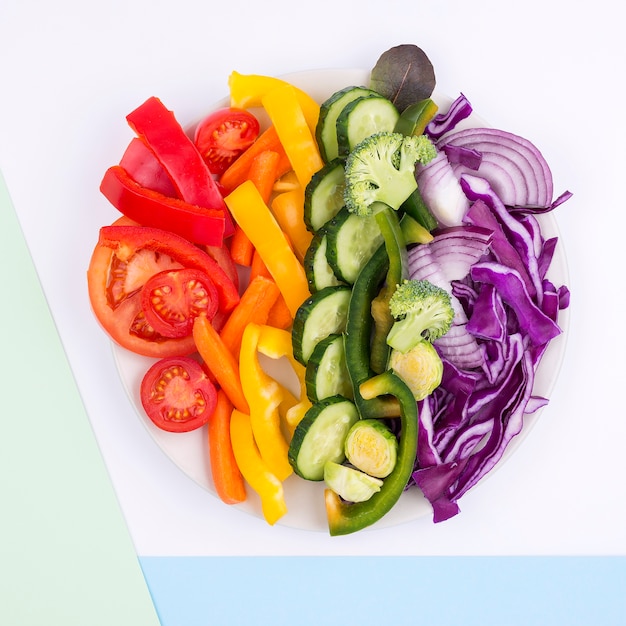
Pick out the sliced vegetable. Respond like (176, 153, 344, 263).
(305, 333, 353, 402)
(344, 418, 398, 479)
(291, 285, 351, 366)
(288, 395, 359, 481)
(100, 165, 227, 246)
(224, 180, 310, 317)
(218, 275, 280, 357)
(87, 223, 239, 358)
(325, 370, 418, 535)
(270, 187, 313, 263)
(192, 314, 249, 414)
(388, 339, 443, 400)
(261, 83, 324, 189)
(323, 461, 383, 503)
(230, 408, 287, 525)
(303, 228, 344, 293)
(140, 267, 219, 338)
(336, 94, 400, 158)
(325, 207, 384, 285)
(228, 71, 320, 133)
(394, 98, 439, 137)
(125, 96, 229, 218)
(303, 158, 346, 232)
(255, 324, 312, 430)
(219, 125, 291, 194)
(193, 107, 260, 175)
(140, 356, 217, 433)
(315, 85, 378, 163)
(119, 137, 177, 197)
(208, 390, 246, 505)
(239, 323, 293, 481)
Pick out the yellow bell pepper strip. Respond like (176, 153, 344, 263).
(261, 84, 324, 189)
(230, 408, 287, 526)
(256, 324, 312, 429)
(228, 71, 320, 134)
(224, 180, 310, 317)
(271, 188, 313, 264)
(239, 322, 293, 481)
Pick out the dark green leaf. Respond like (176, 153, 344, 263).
(370, 44, 436, 113)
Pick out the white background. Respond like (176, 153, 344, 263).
(1, 0, 624, 556)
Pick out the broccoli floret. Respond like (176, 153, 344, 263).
(343, 131, 436, 217)
(386, 279, 454, 353)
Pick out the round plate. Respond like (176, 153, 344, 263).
(112, 69, 570, 532)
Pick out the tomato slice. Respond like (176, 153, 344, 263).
(140, 356, 217, 432)
(141, 268, 219, 338)
(87, 221, 239, 358)
(194, 108, 260, 176)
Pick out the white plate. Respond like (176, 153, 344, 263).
(112, 69, 570, 532)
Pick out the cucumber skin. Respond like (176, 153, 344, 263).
(305, 333, 353, 402)
(316, 86, 378, 163)
(303, 229, 343, 293)
(291, 285, 352, 366)
(303, 158, 346, 233)
(288, 395, 360, 481)
(325, 207, 384, 285)
(335, 94, 400, 159)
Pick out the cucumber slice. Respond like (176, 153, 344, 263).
(288, 396, 359, 481)
(324, 461, 383, 503)
(305, 334, 353, 402)
(325, 207, 384, 284)
(292, 285, 351, 365)
(304, 158, 346, 232)
(336, 95, 400, 158)
(303, 228, 343, 293)
(316, 86, 378, 163)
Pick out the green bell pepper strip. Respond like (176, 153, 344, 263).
(324, 369, 419, 536)
(393, 100, 440, 233)
(369, 207, 408, 374)
(393, 98, 439, 137)
(344, 244, 400, 420)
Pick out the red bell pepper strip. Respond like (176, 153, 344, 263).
(100, 165, 227, 246)
(97, 224, 240, 314)
(126, 96, 234, 238)
(119, 137, 177, 197)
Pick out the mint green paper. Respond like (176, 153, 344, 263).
(0, 173, 161, 625)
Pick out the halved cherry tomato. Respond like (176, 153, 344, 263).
(140, 356, 217, 433)
(194, 108, 260, 176)
(87, 221, 239, 358)
(141, 268, 219, 338)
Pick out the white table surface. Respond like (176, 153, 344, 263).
(1, 0, 624, 559)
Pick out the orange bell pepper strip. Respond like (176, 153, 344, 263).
(228, 71, 320, 134)
(192, 314, 249, 414)
(256, 324, 312, 429)
(261, 84, 324, 189)
(224, 180, 310, 318)
(219, 275, 280, 357)
(271, 187, 313, 264)
(239, 323, 292, 482)
(219, 126, 291, 195)
(249, 251, 293, 330)
(229, 408, 287, 526)
(208, 390, 246, 505)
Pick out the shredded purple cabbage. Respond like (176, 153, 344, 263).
(406, 171, 570, 522)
